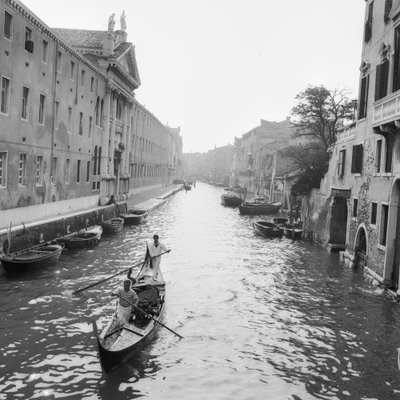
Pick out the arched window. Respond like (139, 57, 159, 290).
(98, 147, 102, 175)
(100, 99, 104, 127)
(93, 146, 98, 175)
(95, 97, 100, 126)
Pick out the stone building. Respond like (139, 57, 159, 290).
(302, 0, 400, 291)
(0, 0, 182, 229)
(231, 118, 298, 201)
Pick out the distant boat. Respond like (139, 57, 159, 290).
(0, 242, 64, 274)
(239, 202, 281, 215)
(221, 193, 243, 207)
(183, 184, 192, 190)
(120, 210, 148, 226)
(57, 226, 103, 249)
(101, 217, 124, 234)
(253, 221, 283, 238)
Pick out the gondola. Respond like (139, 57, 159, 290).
(253, 221, 283, 238)
(93, 280, 165, 373)
(101, 217, 124, 234)
(0, 242, 65, 274)
(56, 226, 103, 249)
(239, 201, 282, 215)
(120, 210, 148, 226)
(221, 193, 243, 207)
(283, 224, 303, 240)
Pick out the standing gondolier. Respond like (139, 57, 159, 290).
(147, 234, 169, 281)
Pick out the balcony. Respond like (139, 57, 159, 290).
(372, 91, 400, 127)
(336, 123, 356, 143)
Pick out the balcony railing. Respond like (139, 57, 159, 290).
(336, 123, 356, 143)
(372, 91, 400, 127)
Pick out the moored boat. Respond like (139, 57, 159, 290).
(283, 224, 303, 240)
(221, 193, 243, 207)
(120, 210, 148, 226)
(272, 217, 289, 226)
(57, 226, 103, 249)
(253, 221, 283, 238)
(0, 242, 65, 273)
(101, 217, 124, 234)
(239, 202, 282, 215)
(94, 282, 165, 373)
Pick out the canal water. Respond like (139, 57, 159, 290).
(1, 182, 400, 400)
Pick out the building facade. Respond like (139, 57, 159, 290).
(302, 0, 400, 291)
(231, 118, 298, 201)
(0, 0, 182, 229)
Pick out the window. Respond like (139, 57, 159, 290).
(1, 77, 10, 114)
(21, 86, 29, 120)
(81, 69, 85, 86)
(79, 112, 83, 135)
(51, 157, 57, 184)
(93, 146, 98, 175)
(65, 158, 70, 184)
(77, 160, 81, 183)
(375, 59, 389, 101)
(371, 202, 378, 225)
(364, 1, 373, 42)
(25, 27, 33, 53)
(38, 94, 45, 124)
(116, 99, 122, 120)
(70, 61, 75, 80)
(351, 144, 363, 173)
(36, 155, 43, 185)
(100, 99, 104, 127)
(4, 11, 12, 39)
(42, 40, 48, 63)
(18, 154, 27, 185)
(338, 149, 346, 177)
(380, 204, 389, 246)
(353, 198, 358, 218)
(385, 135, 394, 173)
(90, 77, 94, 92)
(88, 116, 92, 138)
(57, 51, 62, 72)
(55, 101, 59, 129)
(376, 139, 382, 173)
(86, 160, 90, 182)
(358, 75, 369, 119)
(0, 152, 7, 187)
(67, 107, 72, 133)
(394, 26, 400, 91)
(95, 97, 100, 126)
(98, 147, 101, 176)
(385, 0, 393, 22)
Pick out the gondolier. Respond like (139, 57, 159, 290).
(112, 279, 138, 324)
(147, 234, 169, 281)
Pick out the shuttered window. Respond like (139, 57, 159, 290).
(375, 59, 389, 101)
(358, 75, 369, 119)
(351, 144, 363, 174)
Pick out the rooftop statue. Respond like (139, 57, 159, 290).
(108, 13, 116, 32)
(121, 10, 127, 31)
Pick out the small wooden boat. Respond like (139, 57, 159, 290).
(101, 217, 124, 234)
(120, 210, 148, 226)
(253, 221, 283, 238)
(221, 193, 243, 207)
(57, 226, 103, 249)
(239, 202, 281, 215)
(183, 184, 192, 191)
(283, 224, 303, 240)
(272, 217, 289, 226)
(94, 283, 165, 373)
(0, 242, 65, 274)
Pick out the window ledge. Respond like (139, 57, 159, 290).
(370, 224, 377, 229)
(381, 172, 393, 177)
(377, 244, 387, 251)
(351, 217, 357, 221)
(353, 173, 362, 177)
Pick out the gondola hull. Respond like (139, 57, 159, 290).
(253, 221, 283, 238)
(57, 226, 102, 249)
(101, 217, 124, 234)
(0, 243, 64, 273)
(283, 225, 303, 240)
(94, 284, 165, 373)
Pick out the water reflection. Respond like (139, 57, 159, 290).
(1, 183, 400, 399)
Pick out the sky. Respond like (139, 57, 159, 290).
(22, 0, 366, 153)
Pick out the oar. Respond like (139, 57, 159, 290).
(132, 304, 183, 339)
(72, 249, 171, 295)
(22, 222, 33, 248)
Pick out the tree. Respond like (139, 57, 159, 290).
(291, 85, 356, 151)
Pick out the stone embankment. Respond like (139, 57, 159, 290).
(0, 185, 183, 254)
